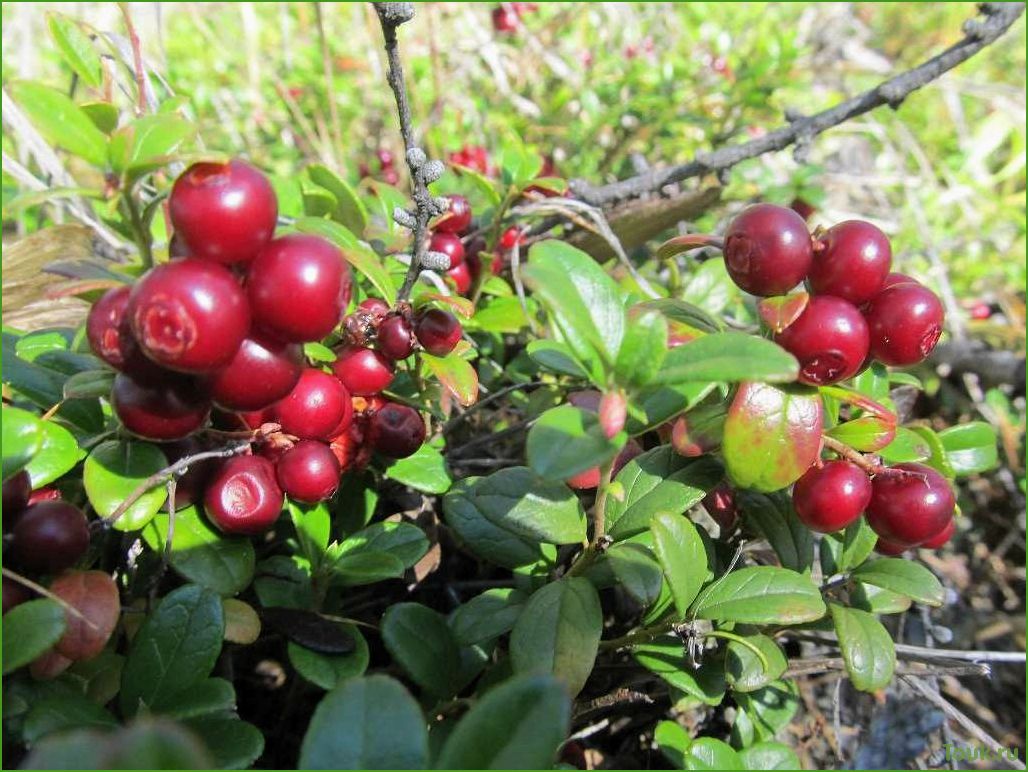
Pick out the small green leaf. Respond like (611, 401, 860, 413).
(737, 741, 802, 770)
(63, 369, 116, 400)
(308, 163, 370, 235)
(421, 350, 479, 407)
(685, 737, 742, 770)
(681, 258, 736, 315)
(80, 101, 119, 134)
(939, 421, 998, 476)
(24, 420, 84, 488)
(22, 693, 118, 744)
(819, 518, 878, 575)
(615, 306, 668, 387)
(2, 599, 67, 674)
(182, 716, 265, 771)
(289, 500, 331, 570)
(84, 440, 168, 532)
(850, 559, 945, 606)
(908, 425, 957, 478)
(382, 603, 462, 698)
(635, 642, 726, 705)
(627, 382, 719, 434)
(849, 582, 912, 615)
(449, 589, 525, 647)
(333, 521, 429, 570)
(651, 513, 707, 616)
(47, 13, 103, 88)
(879, 426, 931, 464)
(288, 623, 369, 690)
(734, 681, 799, 742)
(737, 491, 814, 574)
(2, 406, 44, 481)
(383, 443, 452, 494)
(525, 339, 591, 378)
(585, 542, 664, 607)
(826, 415, 897, 452)
(526, 405, 623, 481)
(829, 604, 895, 692)
(148, 677, 236, 720)
(637, 298, 722, 333)
(692, 566, 826, 624)
(328, 550, 406, 585)
(654, 720, 692, 768)
(724, 633, 788, 692)
(9, 81, 108, 167)
(655, 333, 798, 385)
(110, 115, 194, 177)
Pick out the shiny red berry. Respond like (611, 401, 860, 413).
(434, 195, 472, 234)
(429, 232, 465, 269)
(864, 283, 944, 366)
(446, 262, 472, 295)
(248, 234, 352, 343)
(792, 461, 872, 533)
(368, 402, 426, 458)
(377, 315, 416, 360)
(332, 347, 394, 396)
(3, 470, 32, 526)
(111, 372, 211, 440)
(207, 335, 303, 411)
(723, 204, 813, 296)
(415, 309, 462, 356)
(204, 455, 283, 535)
(86, 286, 132, 369)
(274, 368, 352, 440)
(499, 226, 525, 251)
(866, 463, 955, 547)
(169, 159, 277, 264)
(128, 259, 250, 374)
(275, 441, 341, 503)
(809, 220, 892, 305)
(774, 296, 869, 385)
(11, 501, 90, 573)
(920, 519, 955, 549)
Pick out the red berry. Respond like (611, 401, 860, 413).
(2, 577, 31, 615)
(204, 455, 283, 535)
(875, 538, 908, 556)
(723, 204, 813, 296)
(111, 372, 210, 440)
(10, 502, 90, 573)
(359, 298, 390, 318)
(566, 440, 643, 490)
(774, 296, 869, 385)
(881, 272, 919, 290)
(160, 437, 220, 508)
(920, 519, 955, 549)
(702, 482, 739, 533)
(332, 347, 394, 396)
(864, 283, 944, 366)
(415, 309, 462, 356)
(237, 407, 274, 431)
(274, 368, 352, 440)
(248, 234, 352, 343)
(169, 159, 277, 264)
(377, 149, 394, 168)
(3, 470, 32, 526)
(492, 4, 520, 32)
(86, 286, 132, 369)
(809, 220, 892, 305)
(367, 402, 426, 458)
(128, 258, 250, 374)
(499, 226, 526, 251)
(866, 463, 955, 547)
(969, 302, 991, 321)
(429, 231, 465, 269)
(446, 262, 472, 295)
(329, 422, 367, 471)
(465, 236, 486, 282)
(792, 461, 871, 533)
(275, 441, 341, 503)
(377, 315, 416, 360)
(207, 335, 303, 411)
(434, 195, 473, 234)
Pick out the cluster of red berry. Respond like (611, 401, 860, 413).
(428, 194, 476, 295)
(491, 2, 537, 34)
(83, 158, 456, 536)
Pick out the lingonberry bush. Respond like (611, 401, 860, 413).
(1, 3, 1023, 770)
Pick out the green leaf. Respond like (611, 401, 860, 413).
(737, 741, 802, 770)
(615, 306, 668, 387)
(692, 566, 826, 624)
(147, 677, 236, 719)
(655, 333, 798, 385)
(510, 577, 602, 697)
(333, 521, 429, 570)
(685, 737, 742, 770)
(525, 339, 592, 379)
(722, 382, 823, 493)
(9, 81, 108, 167)
(436, 674, 571, 769)
(181, 717, 264, 771)
(627, 382, 720, 434)
(879, 426, 932, 464)
(109, 115, 194, 177)
(526, 405, 623, 481)
(47, 13, 103, 88)
(724, 633, 788, 692)
(294, 217, 396, 303)
(851, 559, 945, 606)
(634, 641, 726, 705)
(142, 506, 255, 596)
(654, 720, 692, 768)
(522, 240, 625, 367)
(908, 425, 957, 478)
(81, 101, 119, 134)
(382, 603, 462, 698)
(421, 350, 479, 407)
(651, 513, 707, 616)
(308, 163, 370, 235)
(303, 186, 337, 217)
(829, 604, 895, 692)
(734, 681, 799, 742)
(467, 295, 533, 334)
(2, 599, 67, 674)
(328, 550, 406, 585)
(850, 582, 912, 615)
(938, 421, 998, 476)
(449, 589, 525, 647)
(22, 693, 118, 744)
(63, 369, 116, 400)
(84, 440, 168, 532)
(638, 297, 722, 334)
(681, 258, 736, 315)
(826, 415, 897, 452)
(585, 542, 664, 607)
(23, 722, 212, 770)
(606, 447, 722, 539)
(2, 406, 44, 481)
(289, 500, 331, 570)
(737, 491, 814, 574)
(120, 585, 225, 716)
(288, 623, 369, 690)
(383, 443, 452, 494)
(819, 519, 877, 575)
(20, 419, 80, 487)
(299, 675, 428, 769)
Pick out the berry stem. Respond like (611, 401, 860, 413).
(821, 435, 882, 475)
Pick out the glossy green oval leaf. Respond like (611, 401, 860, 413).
(850, 558, 945, 606)
(47, 13, 103, 88)
(525, 339, 592, 379)
(382, 603, 462, 698)
(328, 550, 405, 586)
(692, 566, 826, 624)
(819, 518, 878, 575)
(449, 589, 526, 647)
(9, 81, 107, 166)
(526, 405, 623, 481)
(615, 306, 668, 387)
(81, 101, 119, 134)
(938, 421, 998, 476)
(334, 521, 428, 570)
(383, 443, 452, 494)
(181, 716, 264, 771)
(656, 333, 798, 385)
(24, 419, 84, 488)
(908, 425, 957, 478)
(288, 623, 369, 691)
(737, 490, 814, 574)
(635, 640, 726, 705)
(2, 406, 44, 481)
(84, 440, 168, 532)
(826, 415, 897, 452)
(110, 115, 194, 177)
(879, 426, 931, 464)
(23, 692, 118, 744)
(295, 217, 396, 303)
(2, 599, 67, 674)
(651, 513, 707, 616)
(584, 542, 664, 608)
(63, 369, 116, 400)
(626, 381, 720, 435)
(685, 737, 742, 770)
(829, 603, 895, 692)
(147, 677, 236, 720)
(738, 741, 802, 770)
(724, 633, 788, 692)
(638, 297, 722, 334)
(849, 581, 912, 615)
(681, 258, 737, 315)
(734, 681, 800, 742)
(654, 720, 692, 768)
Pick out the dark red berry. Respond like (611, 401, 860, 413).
(864, 283, 944, 366)
(875, 538, 908, 556)
(204, 455, 283, 535)
(86, 286, 132, 369)
(128, 258, 250, 374)
(358, 298, 390, 318)
(275, 441, 341, 503)
(446, 262, 472, 295)
(415, 309, 462, 356)
(3, 470, 32, 526)
(792, 461, 872, 533)
(881, 272, 919, 290)
(429, 232, 465, 269)
(723, 203, 813, 297)
(2, 577, 31, 615)
(866, 463, 955, 547)
(566, 440, 643, 490)
(920, 519, 955, 549)
(702, 482, 739, 533)
(274, 368, 352, 440)
(207, 335, 303, 411)
(111, 372, 210, 440)
(434, 195, 473, 235)
(377, 315, 416, 361)
(492, 4, 520, 32)
(465, 236, 486, 282)
(332, 347, 394, 396)
(774, 296, 869, 385)
(160, 437, 220, 509)
(169, 159, 277, 264)
(809, 220, 892, 305)
(248, 234, 352, 343)
(10, 501, 90, 573)
(367, 402, 426, 458)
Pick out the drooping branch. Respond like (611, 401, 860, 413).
(571, 2, 1025, 207)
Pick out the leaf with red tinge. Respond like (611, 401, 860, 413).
(827, 416, 897, 452)
(758, 292, 809, 334)
(722, 382, 823, 493)
(414, 292, 474, 319)
(422, 350, 479, 407)
(655, 234, 724, 262)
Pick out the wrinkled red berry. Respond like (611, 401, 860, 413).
(204, 455, 283, 535)
(207, 335, 303, 411)
(434, 195, 472, 234)
(169, 159, 277, 264)
(10, 502, 90, 573)
(359, 298, 390, 318)
(368, 402, 426, 458)
(809, 220, 892, 305)
(866, 463, 955, 547)
(377, 315, 416, 361)
(792, 461, 872, 533)
(111, 372, 210, 440)
(774, 296, 869, 385)
(276, 441, 341, 503)
(332, 347, 394, 396)
(86, 286, 132, 369)
(415, 309, 462, 356)
(3, 470, 32, 526)
(864, 283, 944, 366)
(128, 259, 250, 374)
(274, 368, 352, 440)
(723, 204, 813, 296)
(248, 234, 352, 343)
(429, 231, 465, 269)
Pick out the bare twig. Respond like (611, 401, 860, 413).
(571, 3, 1025, 206)
(118, 3, 149, 116)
